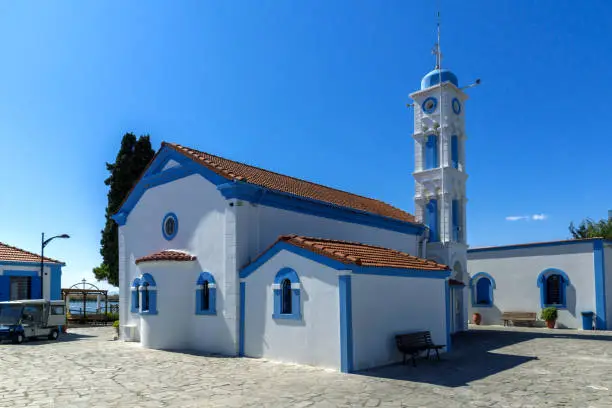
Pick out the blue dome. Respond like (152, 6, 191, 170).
(420, 69, 459, 90)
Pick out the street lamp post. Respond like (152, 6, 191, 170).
(40, 233, 70, 299)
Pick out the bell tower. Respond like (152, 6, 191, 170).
(410, 17, 478, 285)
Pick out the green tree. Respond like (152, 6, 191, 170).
(569, 216, 612, 240)
(94, 133, 156, 286)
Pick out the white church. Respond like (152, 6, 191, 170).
(111, 32, 612, 372)
(112, 53, 472, 372)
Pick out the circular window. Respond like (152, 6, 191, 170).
(162, 213, 178, 240)
(452, 98, 462, 115)
(422, 97, 438, 114)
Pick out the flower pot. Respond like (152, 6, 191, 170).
(546, 319, 556, 329)
(472, 312, 482, 325)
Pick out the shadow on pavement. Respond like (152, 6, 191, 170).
(354, 328, 612, 387)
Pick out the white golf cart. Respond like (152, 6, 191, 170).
(0, 299, 66, 344)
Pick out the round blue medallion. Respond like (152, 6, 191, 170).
(162, 212, 179, 240)
(452, 98, 461, 115)
(422, 97, 438, 114)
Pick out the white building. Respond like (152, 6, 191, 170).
(468, 238, 612, 330)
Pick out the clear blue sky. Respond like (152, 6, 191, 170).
(1, 1, 610, 290)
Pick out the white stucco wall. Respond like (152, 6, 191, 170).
(119, 173, 236, 353)
(604, 244, 612, 328)
(467, 243, 596, 329)
(243, 249, 341, 370)
(351, 274, 447, 371)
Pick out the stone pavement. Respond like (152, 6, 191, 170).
(1, 325, 612, 407)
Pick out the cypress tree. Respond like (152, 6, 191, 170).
(94, 133, 156, 286)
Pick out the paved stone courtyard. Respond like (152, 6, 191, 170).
(1, 325, 612, 407)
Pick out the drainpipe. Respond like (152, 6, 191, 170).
(419, 227, 430, 259)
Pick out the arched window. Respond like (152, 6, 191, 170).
(138, 273, 158, 315)
(537, 269, 570, 308)
(451, 135, 459, 169)
(195, 272, 217, 315)
(273, 268, 301, 320)
(281, 279, 292, 314)
(130, 278, 140, 313)
(470, 272, 496, 307)
(425, 135, 439, 169)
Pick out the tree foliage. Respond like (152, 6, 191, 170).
(94, 133, 156, 286)
(569, 216, 612, 240)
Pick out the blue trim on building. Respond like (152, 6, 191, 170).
(272, 268, 301, 320)
(351, 267, 450, 279)
(445, 279, 451, 352)
(239, 282, 246, 357)
(468, 238, 612, 254)
(0, 261, 66, 267)
(161, 212, 179, 241)
(111, 146, 425, 236)
(339, 275, 353, 373)
(537, 268, 570, 309)
(49, 265, 62, 300)
(195, 272, 217, 315)
(2, 270, 38, 277)
(470, 272, 496, 308)
(425, 135, 439, 170)
(593, 239, 607, 329)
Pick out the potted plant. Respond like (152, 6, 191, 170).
(472, 312, 482, 325)
(113, 320, 120, 338)
(541, 307, 558, 328)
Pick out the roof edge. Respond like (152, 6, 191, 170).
(468, 237, 612, 254)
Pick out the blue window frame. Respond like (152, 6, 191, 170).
(273, 268, 301, 320)
(470, 272, 496, 307)
(130, 278, 140, 313)
(451, 135, 459, 169)
(162, 212, 179, 241)
(422, 96, 438, 114)
(138, 273, 158, 314)
(425, 135, 439, 169)
(195, 272, 217, 315)
(425, 199, 439, 242)
(537, 269, 570, 309)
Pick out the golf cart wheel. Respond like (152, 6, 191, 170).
(12, 333, 24, 344)
(48, 330, 59, 341)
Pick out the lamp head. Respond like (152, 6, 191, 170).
(59, 234, 70, 239)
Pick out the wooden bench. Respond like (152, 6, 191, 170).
(501, 312, 537, 327)
(395, 331, 445, 367)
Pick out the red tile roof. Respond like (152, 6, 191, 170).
(135, 250, 197, 265)
(0, 242, 63, 264)
(162, 143, 417, 225)
(248, 235, 449, 272)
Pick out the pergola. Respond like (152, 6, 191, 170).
(61, 279, 109, 322)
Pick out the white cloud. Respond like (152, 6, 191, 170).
(505, 214, 548, 222)
(506, 215, 529, 221)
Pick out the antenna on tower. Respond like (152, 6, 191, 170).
(432, 10, 442, 70)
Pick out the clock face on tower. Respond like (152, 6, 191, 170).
(452, 98, 461, 115)
(422, 97, 438, 114)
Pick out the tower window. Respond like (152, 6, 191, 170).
(425, 199, 439, 242)
(422, 97, 438, 114)
(451, 135, 459, 169)
(452, 199, 461, 242)
(425, 135, 439, 169)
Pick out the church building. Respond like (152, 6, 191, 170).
(113, 57, 474, 372)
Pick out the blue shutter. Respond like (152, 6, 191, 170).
(0, 276, 9, 301)
(425, 135, 439, 169)
(148, 290, 158, 314)
(451, 135, 459, 169)
(427, 199, 439, 242)
(130, 290, 139, 313)
(31, 277, 42, 299)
